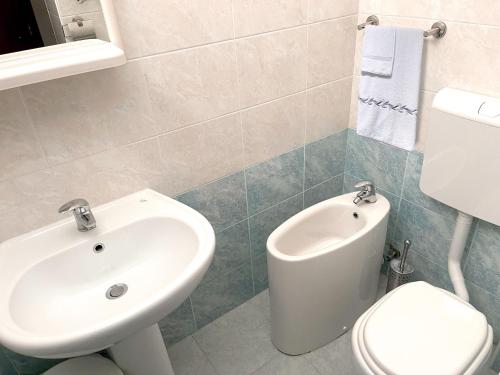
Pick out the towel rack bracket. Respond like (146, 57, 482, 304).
(424, 21, 447, 39)
(357, 15, 379, 31)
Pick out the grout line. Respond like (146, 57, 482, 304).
(230, 0, 236, 40)
(358, 12, 500, 29)
(17, 88, 51, 170)
(303, 172, 345, 194)
(188, 296, 198, 332)
(176, 142, 308, 199)
(0, 75, 354, 187)
(392, 152, 411, 239)
(1, 347, 21, 375)
(302, 3, 311, 210)
(399, 196, 454, 221)
(242, 158, 257, 295)
(462, 222, 479, 273)
(343, 129, 352, 190)
(127, 14, 358, 63)
(190, 334, 221, 374)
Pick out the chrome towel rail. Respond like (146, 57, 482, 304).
(357, 15, 447, 39)
(357, 15, 379, 30)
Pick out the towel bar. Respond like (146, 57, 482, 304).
(357, 15, 379, 30)
(357, 15, 447, 39)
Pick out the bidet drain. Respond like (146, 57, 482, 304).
(106, 283, 128, 300)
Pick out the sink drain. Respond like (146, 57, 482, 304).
(106, 284, 128, 300)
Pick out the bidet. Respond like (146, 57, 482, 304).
(267, 191, 389, 355)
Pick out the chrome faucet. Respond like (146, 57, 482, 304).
(353, 181, 377, 205)
(59, 199, 96, 232)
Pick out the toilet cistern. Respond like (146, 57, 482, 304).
(353, 181, 378, 205)
(58, 199, 96, 232)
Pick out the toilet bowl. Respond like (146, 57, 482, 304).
(43, 354, 124, 375)
(352, 282, 494, 375)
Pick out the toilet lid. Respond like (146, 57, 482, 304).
(362, 282, 489, 375)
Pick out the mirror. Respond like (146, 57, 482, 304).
(0, 0, 125, 90)
(1, 0, 110, 55)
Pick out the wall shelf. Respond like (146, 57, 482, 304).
(0, 0, 126, 90)
(0, 40, 125, 90)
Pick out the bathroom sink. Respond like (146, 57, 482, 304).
(0, 189, 215, 363)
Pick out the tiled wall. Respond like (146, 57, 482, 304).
(1, 0, 499, 373)
(0, 0, 356, 373)
(344, 129, 500, 341)
(350, 0, 500, 151)
(349, 3, 500, 370)
(165, 129, 346, 341)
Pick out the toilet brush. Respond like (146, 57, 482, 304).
(386, 240, 415, 293)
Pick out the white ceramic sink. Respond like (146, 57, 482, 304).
(0, 189, 215, 374)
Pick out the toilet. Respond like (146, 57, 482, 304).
(352, 282, 494, 375)
(43, 354, 124, 375)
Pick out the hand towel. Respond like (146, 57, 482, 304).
(361, 26, 396, 76)
(357, 27, 424, 151)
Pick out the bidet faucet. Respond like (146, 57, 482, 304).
(58, 199, 96, 232)
(353, 181, 377, 205)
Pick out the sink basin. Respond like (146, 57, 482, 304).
(0, 189, 215, 374)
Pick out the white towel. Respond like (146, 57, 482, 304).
(361, 26, 395, 76)
(357, 27, 424, 151)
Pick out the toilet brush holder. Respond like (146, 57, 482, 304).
(386, 240, 414, 293)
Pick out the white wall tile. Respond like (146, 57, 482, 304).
(237, 28, 308, 108)
(309, 0, 358, 22)
(415, 90, 434, 152)
(0, 170, 65, 241)
(357, 0, 380, 15)
(143, 42, 239, 133)
(241, 93, 306, 166)
(359, 0, 500, 26)
(57, 0, 100, 17)
(306, 78, 352, 142)
(22, 62, 156, 165)
(308, 17, 357, 87)
(422, 21, 500, 96)
(0, 0, 361, 239)
(233, 0, 308, 37)
(51, 138, 165, 205)
(0, 89, 47, 181)
(115, 0, 234, 58)
(158, 114, 245, 195)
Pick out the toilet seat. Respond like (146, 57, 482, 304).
(352, 282, 494, 375)
(42, 354, 124, 375)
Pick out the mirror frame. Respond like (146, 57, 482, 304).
(0, 0, 126, 91)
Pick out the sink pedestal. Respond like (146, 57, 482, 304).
(108, 324, 174, 375)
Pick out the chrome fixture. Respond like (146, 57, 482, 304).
(357, 15, 447, 39)
(106, 284, 128, 300)
(357, 15, 379, 30)
(59, 199, 96, 232)
(423, 21, 447, 38)
(353, 181, 377, 205)
(386, 239, 414, 292)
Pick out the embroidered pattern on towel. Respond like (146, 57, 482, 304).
(358, 96, 418, 116)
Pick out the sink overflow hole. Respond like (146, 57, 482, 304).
(106, 284, 128, 300)
(93, 243, 105, 253)
(353, 212, 359, 219)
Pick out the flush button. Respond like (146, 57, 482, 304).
(478, 101, 500, 118)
